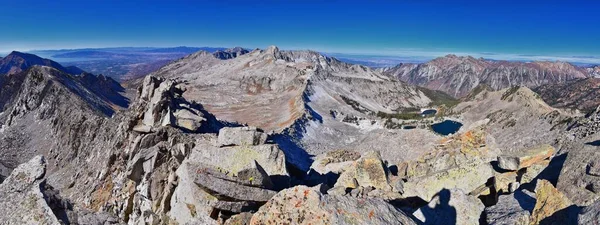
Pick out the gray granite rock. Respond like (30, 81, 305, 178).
(217, 127, 268, 147)
(484, 190, 536, 225)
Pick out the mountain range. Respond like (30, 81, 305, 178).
(0, 46, 599, 224)
(382, 54, 590, 98)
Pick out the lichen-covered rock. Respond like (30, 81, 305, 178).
(250, 185, 417, 225)
(217, 127, 268, 147)
(497, 144, 554, 171)
(403, 158, 494, 201)
(237, 160, 274, 189)
(413, 189, 484, 225)
(495, 171, 519, 194)
(191, 163, 277, 202)
(193, 140, 288, 178)
(529, 179, 578, 225)
(485, 190, 536, 225)
(334, 151, 392, 192)
(224, 212, 253, 225)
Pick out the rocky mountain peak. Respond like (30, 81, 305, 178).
(265, 45, 280, 54)
(212, 47, 250, 60)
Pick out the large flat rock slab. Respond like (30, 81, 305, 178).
(497, 144, 554, 171)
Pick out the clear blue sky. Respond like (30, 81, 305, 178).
(1, 0, 599, 58)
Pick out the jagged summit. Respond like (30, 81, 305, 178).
(212, 46, 250, 59)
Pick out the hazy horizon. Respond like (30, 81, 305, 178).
(2, 0, 599, 63)
(2, 45, 599, 66)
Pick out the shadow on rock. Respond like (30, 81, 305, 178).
(538, 205, 581, 225)
(413, 189, 457, 225)
(522, 153, 568, 190)
(585, 140, 600, 146)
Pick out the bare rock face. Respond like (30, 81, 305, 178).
(484, 190, 536, 225)
(0, 155, 61, 225)
(250, 185, 417, 225)
(413, 189, 484, 225)
(578, 199, 600, 224)
(217, 127, 268, 147)
(557, 144, 600, 206)
(497, 144, 555, 171)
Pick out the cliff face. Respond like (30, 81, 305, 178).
(383, 55, 589, 97)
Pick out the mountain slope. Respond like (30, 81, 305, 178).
(452, 86, 574, 153)
(383, 55, 589, 97)
(0, 66, 123, 174)
(587, 65, 600, 77)
(152, 46, 437, 132)
(0, 51, 85, 75)
(533, 77, 600, 113)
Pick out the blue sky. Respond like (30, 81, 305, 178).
(1, 0, 599, 61)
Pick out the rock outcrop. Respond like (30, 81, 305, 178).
(138, 75, 206, 132)
(333, 151, 392, 192)
(250, 185, 417, 225)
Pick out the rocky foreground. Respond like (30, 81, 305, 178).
(1, 47, 600, 224)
